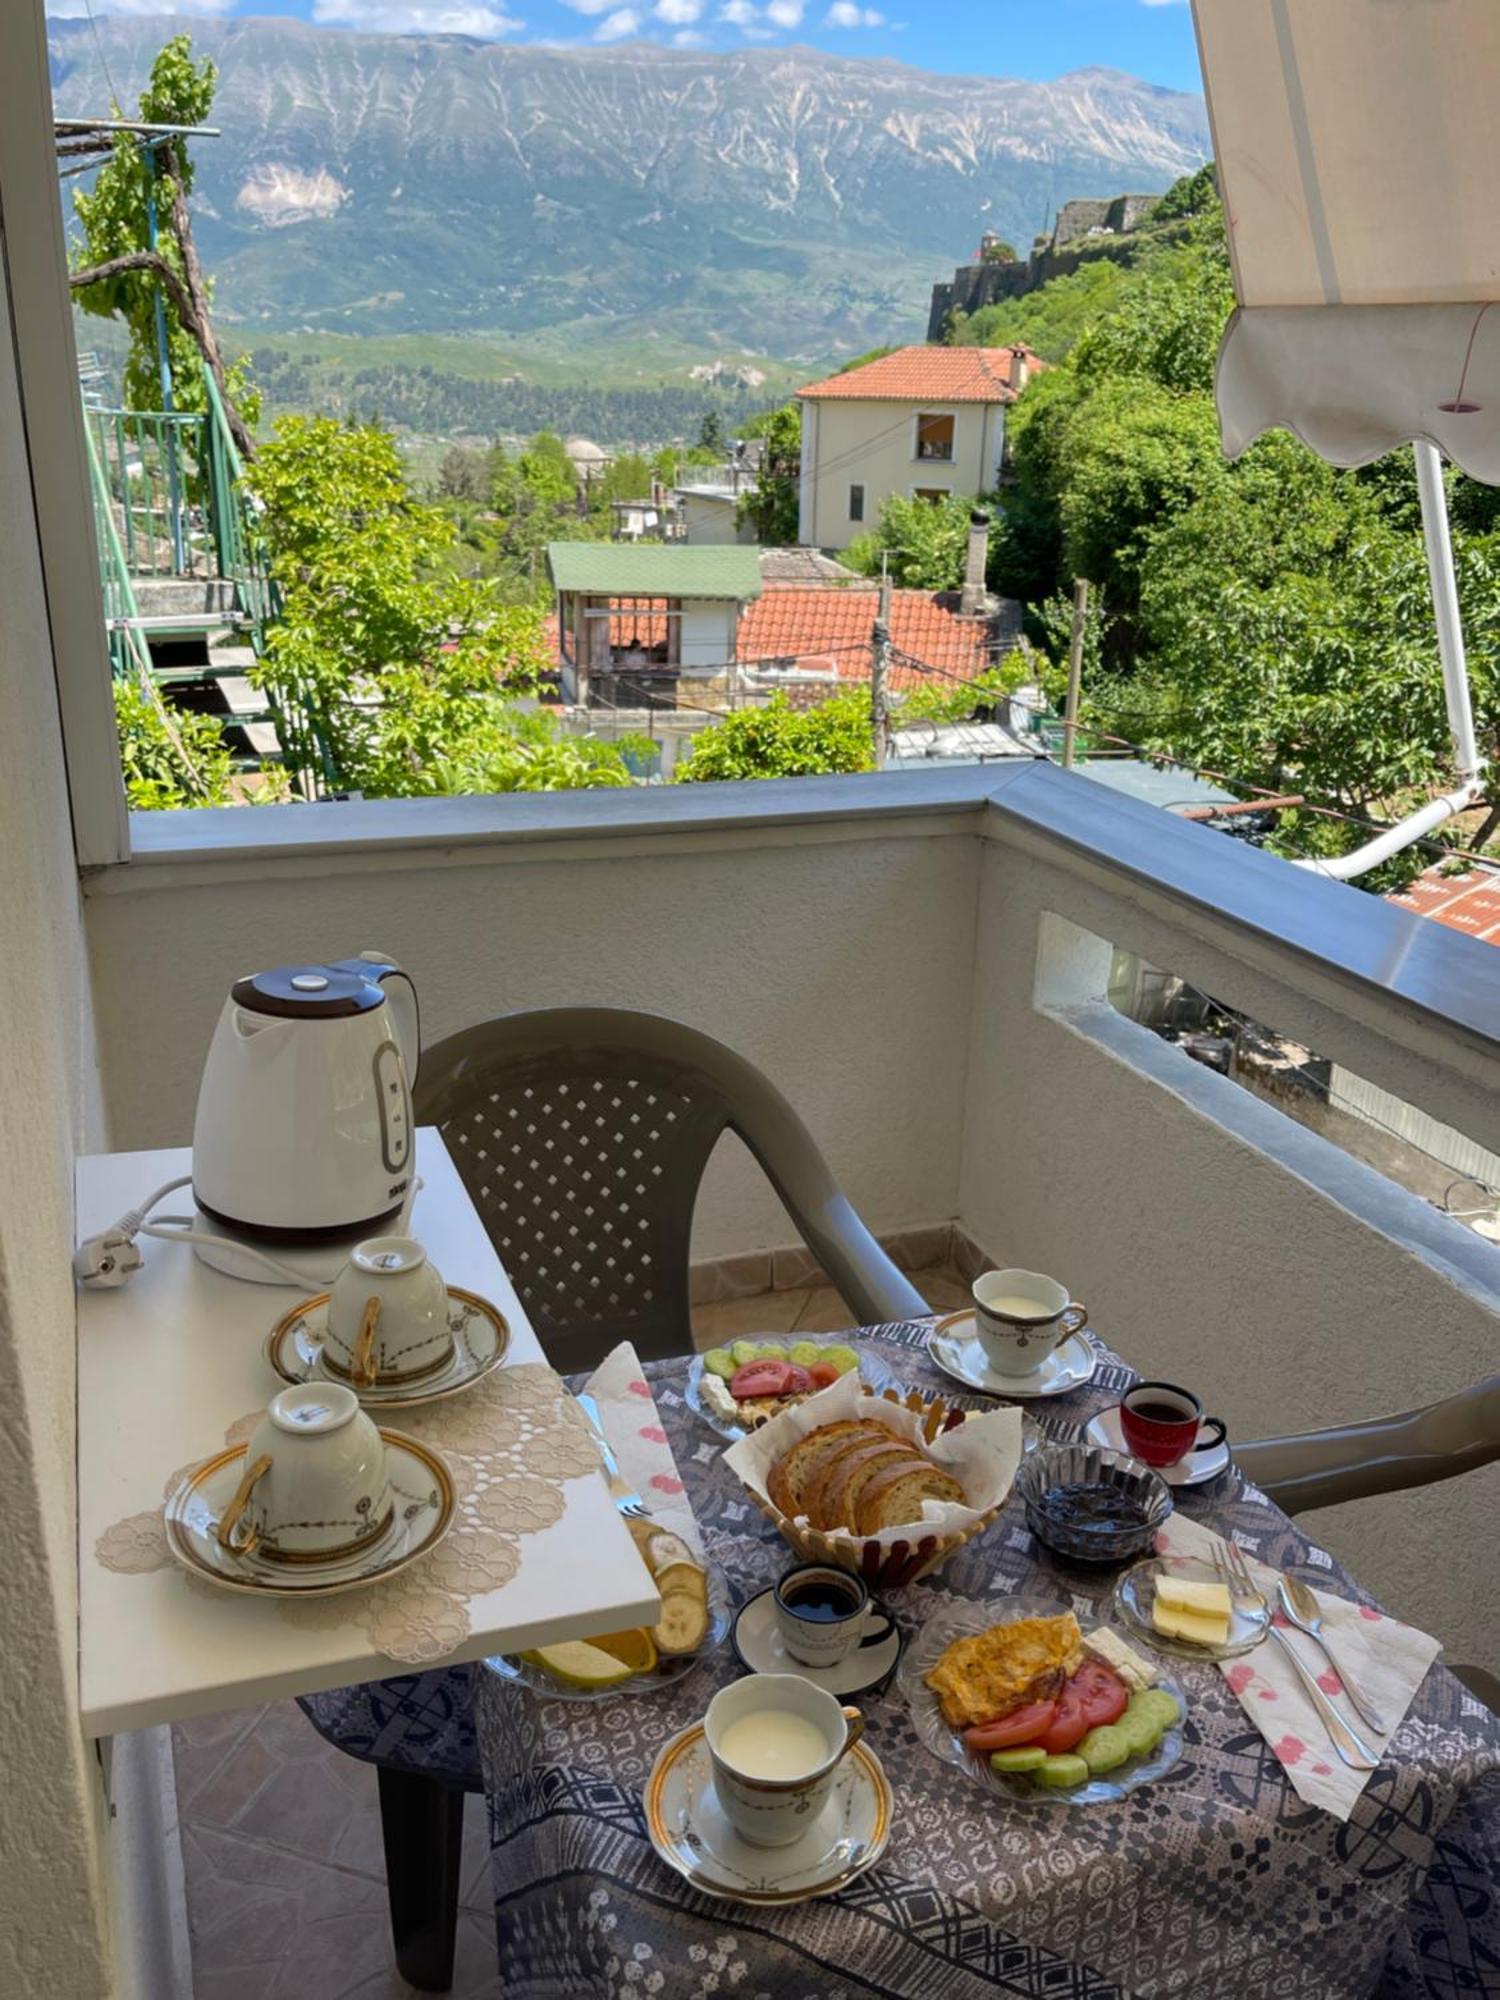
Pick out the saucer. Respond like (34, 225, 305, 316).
(644, 1721, 892, 1906)
(267, 1286, 509, 1407)
(927, 1313, 1098, 1399)
(1085, 1406, 1231, 1487)
(164, 1433, 455, 1597)
(731, 1586, 903, 1697)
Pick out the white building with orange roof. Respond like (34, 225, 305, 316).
(796, 343, 1040, 551)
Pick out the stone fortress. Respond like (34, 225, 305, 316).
(927, 193, 1161, 340)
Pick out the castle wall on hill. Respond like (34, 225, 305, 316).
(928, 192, 1160, 340)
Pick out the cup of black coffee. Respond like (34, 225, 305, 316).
(772, 1563, 895, 1669)
(1120, 1381, 1227, 1468)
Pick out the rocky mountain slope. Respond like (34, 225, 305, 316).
(49, 16, 1209, 357)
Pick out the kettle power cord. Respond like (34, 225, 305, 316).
(73, 1175, 315, 1289)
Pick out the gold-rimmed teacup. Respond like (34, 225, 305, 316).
(215, 1383, 392, 1565)
(325, 1236, 453, 1388)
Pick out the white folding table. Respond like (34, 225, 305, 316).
(76, 1130, 658, 1737)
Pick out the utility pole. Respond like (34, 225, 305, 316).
(1063, 576, 1090, 769)
(871, 567, 892, 770)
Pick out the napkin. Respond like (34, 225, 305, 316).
(579, 1341, 704, 1559)
(1157, 1514, 1442, 1821)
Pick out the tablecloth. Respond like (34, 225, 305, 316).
(300, 1319, 1500, 1997)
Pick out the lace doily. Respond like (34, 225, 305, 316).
(95, 1361, 601, 1665)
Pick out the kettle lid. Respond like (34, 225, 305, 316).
(231, 964, 386, 1020)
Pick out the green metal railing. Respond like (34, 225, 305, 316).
(84, 402, 208, 579)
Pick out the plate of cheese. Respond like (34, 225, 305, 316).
(686, 1338, 899, 1440)
(1111, 1554, 1270, 1660)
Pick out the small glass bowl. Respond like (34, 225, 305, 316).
(1015, 1444, 1172, 1563)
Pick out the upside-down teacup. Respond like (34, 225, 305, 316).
(972, 1267, 1087, 1378)
(325, 1236, 453, 1387)
(214, 1383, 392, 1564)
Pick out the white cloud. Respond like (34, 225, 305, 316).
(825, 0, 883, 21)
(48, 0, 232, 14)
(673, 25, 707, 41)
(655, 0, 702, 21)
(765, 0, 803, 22)
(313, 0, 523, 30)
(593, 5, 641, 36)
(719, 0, 757, 20)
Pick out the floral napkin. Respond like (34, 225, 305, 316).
(579, 1341, 704, 1559)
(1157, 1514, 1442, 1821)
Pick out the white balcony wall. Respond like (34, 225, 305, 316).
(81, 769, 1500, 1667)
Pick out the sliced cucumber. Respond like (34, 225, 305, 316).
(1077, 1723, 1132, 1776)
(1033, 1753, 1089, 1789)
(989, 1746, 1047, 1774)
(821, 1343, 860, 1374)
(1134, 1689, 1181, 1735)
(752, 1340, 787, 1359)
(729, 1340, 760, 1367)
(788, 1340, 821, 1366)
(701, 1347, 736, 1381)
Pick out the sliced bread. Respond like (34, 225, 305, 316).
(856, 1459, 966, 1534)
(767, 1419, 886, 1519)
(809, 1437, 925, 1533)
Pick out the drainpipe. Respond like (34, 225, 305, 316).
(1294, 440, 1486, 880)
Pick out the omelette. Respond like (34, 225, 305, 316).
(924, 1613, 1084, 1729)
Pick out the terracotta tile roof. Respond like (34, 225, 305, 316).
(798, 345, 1040, 404)
(736, 586, 992, 692)
(1386, 862, 1500, 946)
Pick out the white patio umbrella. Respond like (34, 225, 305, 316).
(1193, 0, 1495, 876)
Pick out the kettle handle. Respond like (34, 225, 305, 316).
(336, 950, 421, 1090)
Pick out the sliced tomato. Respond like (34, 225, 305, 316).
(806, 1361, 840, 1390)
(1036, 1676, 1091, 1754)
(729, 1359, 796, 1400)
(1072, 1658, 1129, 1729)
(783, 1364, 812, 1395)
(962, 1699, 1058, 1753)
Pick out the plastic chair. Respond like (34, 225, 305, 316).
(413, 1005, 930, 1373)
(302, 1008, 929, 1989)
(1237, 1376, 1500, 1713)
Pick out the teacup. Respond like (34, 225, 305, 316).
(325, 1236, 453, 1388)
(215, 1383, 392, 1564)
(704, 1675, 864, 1848)
(772, 1563, 895, 1669)
(1119, 1380, 1227, 1469)
(972, 1267, 1087, 1378)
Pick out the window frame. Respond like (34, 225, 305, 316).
(912, 486, 951, 506)
(913, 411, 956, 463)
(848, 482, 865, 523)
(3, 0, 130, 866)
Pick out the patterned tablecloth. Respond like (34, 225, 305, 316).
(304, 1322, 1500, 1999)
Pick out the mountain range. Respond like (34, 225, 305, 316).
(49, 16, 1209, 365)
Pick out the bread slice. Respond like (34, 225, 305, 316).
(809, 1437, 925, 1533)
(856, 1459, 966, 1534)
(767, 1420, 885, 1519)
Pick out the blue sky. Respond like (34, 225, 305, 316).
(49, 0, 1205, 93)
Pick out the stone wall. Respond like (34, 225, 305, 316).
(927, 192, 1162, 339)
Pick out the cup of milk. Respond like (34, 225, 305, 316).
(703, 1674, 865, 1847)
(971, 1267, 1087, 1378)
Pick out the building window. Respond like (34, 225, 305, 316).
(916, 413, 955, 462)
(913, 487, 949, 506)
(849, 483, 865, 523)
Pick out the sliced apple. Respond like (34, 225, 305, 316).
(521, 1640, 636, 1690)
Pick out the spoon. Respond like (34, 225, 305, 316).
(1277, 1575, 1387, 1735)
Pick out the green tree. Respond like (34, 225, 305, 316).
(845, 492, 977, 591)
(71, 35, 257, 447)
(246, 415, 631, 795)
(736, 402, 801, 546)
(674, 692, 874, 781)
(698, 410, 725, 453)
(435, 444, 488, 502)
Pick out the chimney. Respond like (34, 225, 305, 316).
(961, 508, 990, 617)
(1009, 345, 1030, 391)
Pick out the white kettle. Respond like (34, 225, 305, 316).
(192, 951, 420, 1243)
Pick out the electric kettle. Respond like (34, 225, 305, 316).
(192, 951, 420, 1242)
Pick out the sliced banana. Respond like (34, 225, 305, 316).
(653, 1589, 709, 1656)
(653, 1560, 707, 1604)
(645, 1529, 695, 1573)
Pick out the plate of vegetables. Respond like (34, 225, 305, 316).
(898, 1595, 1186, 1805)
(685, 1338, 896, 1440)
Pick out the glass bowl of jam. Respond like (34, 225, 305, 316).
(1015, 1444, 1172, 1563)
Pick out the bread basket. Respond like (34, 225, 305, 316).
(741, 1384, 1009, 1590)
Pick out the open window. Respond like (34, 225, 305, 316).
(915, 412, 954, 462)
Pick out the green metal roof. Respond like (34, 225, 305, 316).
(546, 543, 763, 601)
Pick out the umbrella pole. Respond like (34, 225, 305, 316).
(1294, 442, 1485, 880)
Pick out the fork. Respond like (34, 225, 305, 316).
(573, 1390, 651, 1521)
(1215, 1543, 1378, 1772)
